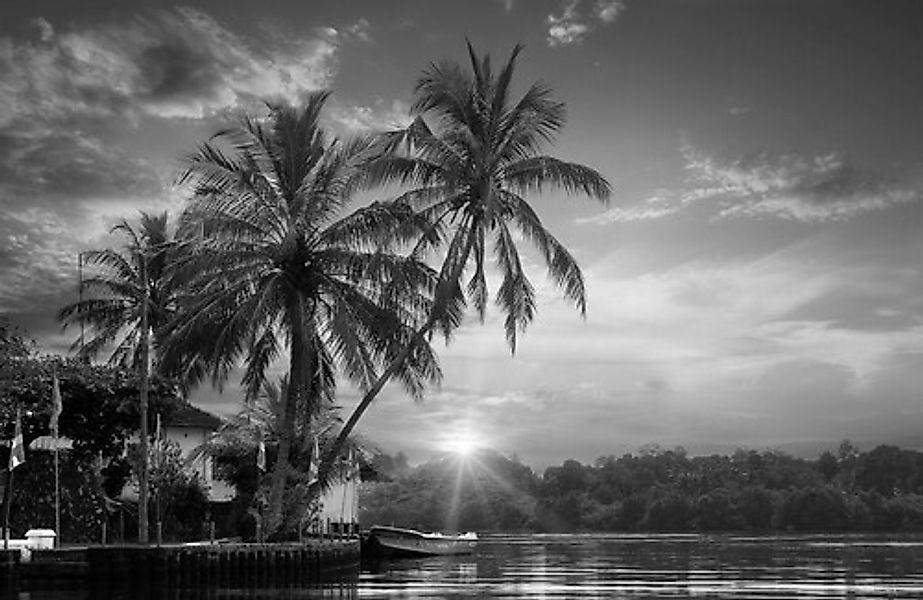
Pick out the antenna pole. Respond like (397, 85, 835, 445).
(78, 252, 85, 358)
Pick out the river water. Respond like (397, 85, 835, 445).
(16, 533, 923, 599)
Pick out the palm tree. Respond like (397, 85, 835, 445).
(316, 42, 611, 487)
(168, 92, 440, 534)
(57, 211, 174, 543)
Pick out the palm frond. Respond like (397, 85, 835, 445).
(493, 221, 536, 353)
(506, 191, 587, 316)
(505, 156, 612, 201)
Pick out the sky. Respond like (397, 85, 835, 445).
(1, 0, 921, 469)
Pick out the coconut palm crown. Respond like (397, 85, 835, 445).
(57, 212, 174, 369)
(168, 92, 440, 533)
(368, 42, 612, 352)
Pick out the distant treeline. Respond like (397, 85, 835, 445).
(359, 442, 923, 533)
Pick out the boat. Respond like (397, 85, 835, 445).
(366, 525, 478, 556)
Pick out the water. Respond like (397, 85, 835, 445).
(360, 533, 923, 599)
(15, 533, 923, 599)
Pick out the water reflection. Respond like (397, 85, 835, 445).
(14, 534, 923, 599)
(360, 533, 923, 599)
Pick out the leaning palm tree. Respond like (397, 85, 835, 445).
(316, 42, 611, 487)
(167, 92, 440, 534)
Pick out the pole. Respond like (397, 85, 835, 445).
(3, 468, 12, 550)
(78, 253, 85, 358)
(52, 369, 61, 546)
(155, 413, 162, 546)
(138, 252, 150, 544)
(54, 442, 60, 545)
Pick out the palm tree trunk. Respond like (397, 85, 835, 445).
(314, 229, 478, 491)
(314, 320, 434, 490)
(266, 304, 307, 536)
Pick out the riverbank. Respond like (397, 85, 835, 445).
(1, 538, 360, 593)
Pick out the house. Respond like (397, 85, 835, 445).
(121, 403, 234, 503)
(161, 404, 234, 503)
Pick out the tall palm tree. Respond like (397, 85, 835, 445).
(58, 211, 174, 543)
(168, 92, 440, 534)
(316, 42, 611, 487)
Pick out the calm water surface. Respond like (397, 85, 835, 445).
(17, 534, 923, 599)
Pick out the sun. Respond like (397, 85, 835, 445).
(440, 430, 484, 457)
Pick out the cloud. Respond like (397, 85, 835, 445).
(327, 99, 412, 134)
(580, 144, 921, 224)
(343, 18, 372, 44)
(547, 0, 626, 47)
(595, 0, 627, 23)
(0, 7, 339, 123)
(0, 128, 164, 208)
(576, 190, 683, 224)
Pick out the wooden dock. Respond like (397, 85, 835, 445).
(1, 539, 360, 593)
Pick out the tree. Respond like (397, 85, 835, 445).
(57, 211, 175, 544)
(0, 317, 33, 360)
(319, 41, 611, 487)
(170, 93, 439, 535)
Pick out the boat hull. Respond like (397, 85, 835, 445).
(367, 526, 477, 556)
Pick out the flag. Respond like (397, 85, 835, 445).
(154, 413, 163, 466)
(256, 440, 266, 473)
(346, 448, 359, 481)
(50, 373, 63, 437)
(8, 409, 25, 470)
(308, 437, 319, 485)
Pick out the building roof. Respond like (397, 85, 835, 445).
(165, 403, 223, 430)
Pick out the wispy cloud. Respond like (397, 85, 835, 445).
(343, 18, 373, 44)
(327, 99, 412, 134)
(580, 144, 921, 224)
(547, 0, 626, 47)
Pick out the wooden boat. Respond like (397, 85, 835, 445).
(366, 525, 477, 556)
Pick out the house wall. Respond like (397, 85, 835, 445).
(165, 425, 234, 502)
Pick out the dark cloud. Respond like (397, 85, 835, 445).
(0, 128, 163, 208)
(0, 7, 337, 123)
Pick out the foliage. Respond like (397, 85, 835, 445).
(360, 450, 537, 532)
(0, 317, 34, 360)
(361, 442, 923, 533)
(125, 438, 209, 542)
(1, 347, 184, 541)
(3, 450, 106, 542)
(0, 355, 179, 465)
